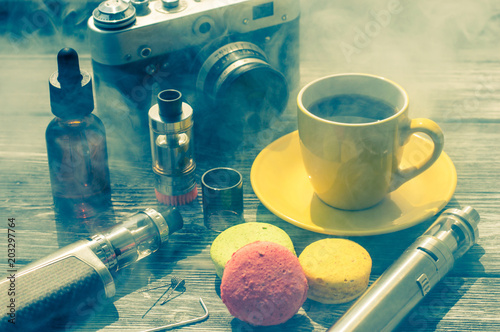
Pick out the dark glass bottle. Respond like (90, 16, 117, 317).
(46, 48, 111, 218)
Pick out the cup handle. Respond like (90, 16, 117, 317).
(391, 118, 444, 191)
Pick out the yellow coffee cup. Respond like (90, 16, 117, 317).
(297, 73, 444, 210)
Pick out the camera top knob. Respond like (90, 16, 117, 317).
(131, 0, 150, 15)
(162, 0, 179, 9)
(93, 0, 137, 29)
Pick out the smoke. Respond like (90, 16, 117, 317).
(0, 0, 99, 55)
(1, 0, 498, 154)
(1, 0, 499, 156)
(298, 0, 500, 119)
(2, 0, 498, 74)
(300, 0, 500, 75)
(1, 0, 499, 56)
(0, 0, 498, 326)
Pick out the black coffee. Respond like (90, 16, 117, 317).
(308, 94, 397, 124)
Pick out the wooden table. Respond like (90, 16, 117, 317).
(1, 2, 500, 331)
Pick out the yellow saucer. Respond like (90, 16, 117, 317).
(250, 131, 457, 236)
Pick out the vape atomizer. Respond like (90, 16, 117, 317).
(149, 90, 198, 205)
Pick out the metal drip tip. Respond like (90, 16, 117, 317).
(158, 89, 183, 121)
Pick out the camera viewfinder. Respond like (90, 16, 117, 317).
(253, 2, 274, 20)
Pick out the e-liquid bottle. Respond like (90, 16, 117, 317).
(46, 48, 111, 218)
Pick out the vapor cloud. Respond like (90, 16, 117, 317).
(300, 0, 500, 74)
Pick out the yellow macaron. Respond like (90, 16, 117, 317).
(298, 238, 371, 304)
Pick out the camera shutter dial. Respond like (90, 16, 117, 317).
(93, 0, 137, 29)
(131, 0, 150, 15)
(156, 0, 187, 13)
(162, 0, 179, 9)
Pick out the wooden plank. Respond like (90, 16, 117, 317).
(0, 43, 499, 331)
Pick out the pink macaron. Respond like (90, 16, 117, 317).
(221, 241, 308, 326)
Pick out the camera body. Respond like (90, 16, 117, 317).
(88, 0, 300, 159)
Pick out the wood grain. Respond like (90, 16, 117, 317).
(0, 26, 500, 332)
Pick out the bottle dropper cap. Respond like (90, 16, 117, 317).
(49, 48, 94, 119)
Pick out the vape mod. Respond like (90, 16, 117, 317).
(0, 207, 183, 331)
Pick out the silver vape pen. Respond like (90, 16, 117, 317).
(328, 206, 480, 332)
(0, 207, 183, 331)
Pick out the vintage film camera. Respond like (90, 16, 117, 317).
(88, 0, 300, 158)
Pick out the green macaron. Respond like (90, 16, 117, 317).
(210, 222, 296, 278)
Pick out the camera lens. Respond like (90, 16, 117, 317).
(197, 42, 288, 130)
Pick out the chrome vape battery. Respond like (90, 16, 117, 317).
(328, 206, 480, 332)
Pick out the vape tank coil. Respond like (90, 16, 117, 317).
(149, 90, 197, 205)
